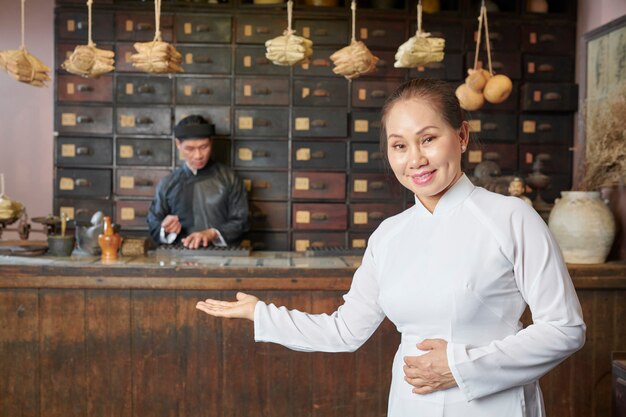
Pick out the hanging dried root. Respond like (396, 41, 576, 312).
(265, 31, 313, 66)
(62, 44, 115, 78)
(394, 33, 445, 68)
(330, 40, 378, 80)
(0, 48, 51, 87)
(130, 40, 183, 74)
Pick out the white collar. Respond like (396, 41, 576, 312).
(413, 174, 475, 216)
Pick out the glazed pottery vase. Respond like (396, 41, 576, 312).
(548, 191, 616, 264)
(98, 216, 122, 261)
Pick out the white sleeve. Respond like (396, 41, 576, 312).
(159, 226, 177, 244)
(254, 244, 386, 353)
(447, 205, 586, 401)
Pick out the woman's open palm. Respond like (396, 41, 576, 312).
(196, 292, 259, 321)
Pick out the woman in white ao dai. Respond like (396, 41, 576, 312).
(196, 79, 586, 417)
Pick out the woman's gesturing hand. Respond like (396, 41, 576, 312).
(196, 292, 259, 321)
(403, 339, 457, 394)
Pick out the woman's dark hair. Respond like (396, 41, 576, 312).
(379, 79, 465, 158)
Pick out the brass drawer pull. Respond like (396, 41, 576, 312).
(537, 123, 552, 132)
(75, 208, 91, 216)
(196, 87, 212, 95)
(137, 149, 152, 156)
(75, 146, 91, 155)
(76, 20, 87, 30)
(371, 152, 383, 160)
(371, 121, 382, 128)
(253, 150, 269, 157)
(195, 24, 211, 33)
(134, 179, 153, 187)
(74, 178, 91, 187)
(135, 211, 148, 218)
(311, 119, 327, 128)
(310, 181, 326, 190)
(376, 59, 387, 68)
(256, 26, 270, 34)
(312, 58, 330, 67)
(371, 90, 386, 98)
(136, 22, 154, 31)
(76, 84, 93, 92)
(310, 241, 325, 248)
(370, 181, 384, 190)
(252, 211, 267, 219)
(254, 87, 271, 95)
(483, 122, 498, 131)
(136, 116, 153, 125)
(539, 34, 557, 43)
(255, 118, 271, 127)
(313, 89, 329, 97)
(194, 56, 213, 64)
(311, 150, 325, 159)
(137, 84, 155, 94)
(537, 64, 554, 72)
(256, 57, 270, 65)
(369, 211, 384, 220)
(371, 29, 386, 37)
(311, 213, 328, 221)
(544, 92, 561, 101)
(252, 180, 270, 189)
(492, 61, 504, 70)
(76, 116, 93, 124)
(314, 29, 328, 36)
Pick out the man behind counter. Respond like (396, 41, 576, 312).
(147, 115, 249, 249)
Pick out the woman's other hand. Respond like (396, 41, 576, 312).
(196, 292, 259, 321)
(403, 338, 457, 394)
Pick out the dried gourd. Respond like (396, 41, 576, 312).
(265, 0, 313, 66)
(394, 2, 445, 68)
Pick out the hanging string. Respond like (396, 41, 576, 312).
(351, 0, 356, 42)
(286, 0, 294, 35)
(417, 0, 422, 34)
(153, 0, 162, 42)
(483, 4, 493, 74)
(20, 0, 26, 49)
(87, 0, 93, 46)
(472, 5, 483, 70)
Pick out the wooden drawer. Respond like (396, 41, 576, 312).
(115, 13, 173, 41)
(293, 78, 349, 107)
(408, 52, 463, 81)
(350, 142, 385, 171)
(115, 43, 138, 72)
(294, 47, 335, 77)
(235, 78, 289, 106)
(519, 115, 573, 144)
(116, 169, 170, 197)
(521, 83, 578, 112)
(523, 55, 574, 82)
(56, 106, 112, 135)
(176, 77, 231, 105)
(292, 203, 347, 231)
(175, 106, 230, 136)
(294, 19, 349, 45)
(364, 50, 406, 79)
(292, 232, 346, 252)
(480, 81, 519, 112)
(116, 75, 172, 104)
(241, 232, 289, 251)
(235, 46, 289, 75)
(178, 45, 232, 74)
(57, 75, 113, 102)
(56, 168, 111, 198)
(467, 114, 517, 142)
(519, 144, 572, 175)
(116, 200, 151, 228)
(235, 108, 289, 137)
(239, 171, 288, 201)
(466, 52, 522, 80)
(352, 80, 398, 108)
(521, 25, 575, 54)
(249, 201, 288, 230)
(292, 172, 346, 200)
(175, 14, 232, 43)
(116, 138, 172, 166)
(464, 143, 518, 173)
(356, 19, 406, 49)
(56, 11, 114, 41)
(349, 173, 400, 200)
(348, 232, 371, 250)
(236, 15, 285, 44)
(116, 107, 171, 136)
(466, 22, 519, 52)
(292, 141, 346, 170)
(235, 140, 288, 169)
(349, 203, 400, 230)
(175, 139, 230, 167)
(55, 198, 113, 225)
(411, 22, 464, 52)
(292, 108, 348, 138)
(350, 111, 383, 141)
(56, 137, 112, 166)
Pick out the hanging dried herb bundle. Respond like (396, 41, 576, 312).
(394, 1, 445, 68)
(265, 0, 313, 66)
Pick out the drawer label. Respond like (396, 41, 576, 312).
(243, 84, 252, 97)
(120, 115, 136, 127)
(354, 179, 368, 193)
(352, 238, 366, 248)
(468, 119, 481, 132)
(523, 120, 537, 133)
(243, 178, 252, 192)
(184, 22, 192, 35)
(243, 55, 252, 68)
(468, 150, 482, 164)
(301, 62, 309, 70)
(525, 152, 534, 164)
(61, 113, 77, 126)
(295, 117, 310, 131)
(244, 24, 252, 37)
(66, 82, 75, 95)
(358, 88, 367, 101)
(295, 239, 309, 252)
(61, 144, 76, 158)
(354, 150, 369, 164)
(120, 176, 135, 189)
(354, 211, 368, 225)
(121, 207, 135, 220)
(529, 32, 537, 44)
(185, 53, 193, 64)
(302, 27, 310, 38)
(60, 206, 75, 220)
(360, 28, 368, 39)
(533, 90, 542, 102)
(125, 83, 134, 95)
(59, 177, 75, 191)
(295, 177, 310, 190)
(238, 147, 253, 161)
(67, 19, 75, 32)
(417, 65, 425, 72)
(125, 51, 132, 63)
(125, 19, 134, 32)
(301, 87, 310, 98)
(119, 145, 134, 158)
(184, 85, 193, 96)
(238, 116, 253, 130)
(296, 148, 311, 161)
(296, 210, 310, 224)
(354, 119, 369, 133)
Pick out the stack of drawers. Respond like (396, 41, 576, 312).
(54, 0, 577, 251)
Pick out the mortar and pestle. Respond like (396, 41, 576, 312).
(47, 213, 75, 256)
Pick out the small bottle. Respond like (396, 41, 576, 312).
(98, 216, 122, 261)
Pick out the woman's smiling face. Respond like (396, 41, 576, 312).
(385, 98, 469, 213)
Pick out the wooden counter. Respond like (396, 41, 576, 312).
(1, 253, 625, 417)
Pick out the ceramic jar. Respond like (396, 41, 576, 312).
(98, 216, 122, 261)
(548, 191, 616, 264)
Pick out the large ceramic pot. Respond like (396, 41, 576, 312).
(548, 191, 616, 264)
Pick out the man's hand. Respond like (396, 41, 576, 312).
(181, 228, 217, 249)
(403, 339, 457, 394)
(162, 215, 182, 235)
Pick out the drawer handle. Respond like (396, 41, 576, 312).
(137, 84, 155, 94)
(311, 119, 327, 127)
(252, 211, 267, 219)
(311, 213, 328, 221)
(544, 92, 561, 101)
(135, 211, 148, 218)
(369, 211, 384, 220)
(314, 29, 329, 36)
(75, 146, 91, 155)
(310, 240, 325, 248)
(254, 87, 271, 95)
(252, 180, 270, 189)
(76, 116, 93, 124)
(375, 59, 387, 68)
(76, 20, 87, 30)
(195, 24, 211, 33)
(256, 57, 270, 65)
(137, 148, 152, 156)
(256, 26, 270, 34)
(75, 208, 91, 216)
(483, 122, 498, 131)
(371, 121, 382, 128)
(313, 89, 329, 97)
(311, 150, 325, 159)
(136, 116, 153, 125)
(310, 181, 326, 190)
(537, 64, 554, 72)
(134, 179, 153, 187)
(136, 22, 154, 31)
(255, 118, 271, 127)
(539, 34, 557, 43)
(492, 61, 504, 70)
(196, 87, 212, 95)
(193, 56, 213, 64)
(74, 178, 91, 187)
(370, 181, 384, 190)
(371, 90, 386, 98)
(370, 151, 383, 160)
(253, 150, 269, 157)
(371, 29, 386, 37)
(312, 58, 330, 67)
(76, 84, 93, 92)
(488, 32, 502, 42)
(537, 123, 552, 132)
